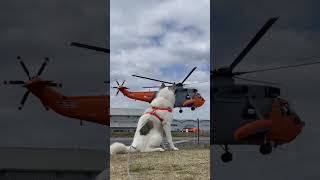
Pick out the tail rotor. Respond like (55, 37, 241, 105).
(112, 80, 128, 96)
(4, 56, 62, 110)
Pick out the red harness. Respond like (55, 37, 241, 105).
(144, 106, 172, 122)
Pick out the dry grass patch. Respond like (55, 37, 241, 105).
(110, 147, 209, 180)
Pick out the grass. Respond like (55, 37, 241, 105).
(110, 146, 210, 180)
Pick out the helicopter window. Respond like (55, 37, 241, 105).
(266, 87, 281, 98)
(281, 103, 290, 115)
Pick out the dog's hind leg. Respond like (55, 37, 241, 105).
(144, 132, 164, 152)
(161, 141, 167, 150)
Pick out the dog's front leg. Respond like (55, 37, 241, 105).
(162, 122, 179, 151)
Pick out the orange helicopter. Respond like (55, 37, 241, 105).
(234, 98, 304, 146)
(113, 67, 205, 113)
(4, 43, 110, 126)
(211, 17, 312, 162)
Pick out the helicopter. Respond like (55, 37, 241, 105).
(211, 17, 320, 162)
(3, 42, 110, 126)
(113, 67, 205, 113)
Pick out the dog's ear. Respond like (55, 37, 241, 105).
(160, 83, 166, 89)
(169, 83, 176, 92)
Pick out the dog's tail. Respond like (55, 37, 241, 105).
(110, 142, 134, 155)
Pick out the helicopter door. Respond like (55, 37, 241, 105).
(265, 86, 280, 98)
(175, 89, 189, 107)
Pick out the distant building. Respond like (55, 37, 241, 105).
(110, 108, 210, 133)
(110, 108, 144, 132)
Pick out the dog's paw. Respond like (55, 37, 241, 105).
(169, 147, 179, 151)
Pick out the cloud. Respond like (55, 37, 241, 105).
(110, 0, 210, 120)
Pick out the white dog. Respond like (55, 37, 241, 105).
(110, 84, 179, 154)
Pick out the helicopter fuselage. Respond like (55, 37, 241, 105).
(211, 82, 304, 145)
(117, 86, 205, 110)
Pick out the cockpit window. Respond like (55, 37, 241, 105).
(280, 102, 291, 115)
(186, 94, 191, 99)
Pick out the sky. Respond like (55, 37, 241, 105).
(0, 0, 108, 149)
(110, 0, 210, 120)
(211, 0, 320, 179)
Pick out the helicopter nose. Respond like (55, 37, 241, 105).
(296, 120, 305, 133)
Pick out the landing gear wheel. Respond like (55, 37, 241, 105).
(191, 106, 195, 111)
(259, 143, 272, 155)
(220, 145, 232, 162)
(179, 109, 183, 113)
(221, 152, 233, 162)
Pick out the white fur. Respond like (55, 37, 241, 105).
(110, 87, 178, 154)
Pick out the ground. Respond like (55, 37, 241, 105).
(110, 146, 210, 180)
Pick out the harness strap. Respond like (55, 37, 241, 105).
(144, 106, 172, 122)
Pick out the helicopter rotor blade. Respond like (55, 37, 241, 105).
(234, 76, 281, 86)
(4, 80, 25, 85)
(121, 80, 126, 86)
(142, 86, 161, 88)
(229, 17, 279, 71)
(181, 67, 197, 84)
(183, 80, 209, 86)
(19, 90, 30, 110)
(70, 42, 110, 53)
(37, 57, 49, 76)
(132, 75, 174, 84)
(235, 61, 320, 75)
(18, 57, 31, 80)
(41, 101, 50, 111)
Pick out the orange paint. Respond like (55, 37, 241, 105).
(234, 99, 304, 145)
(118, 86, 155, 103)
(25, 78, 109, 126)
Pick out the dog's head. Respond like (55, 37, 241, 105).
(157, 83, 176, 105)
(160, 83, 176, 92)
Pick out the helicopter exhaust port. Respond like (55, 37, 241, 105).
(191, 106, 196, 111)
(179, 108, 183, 113)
